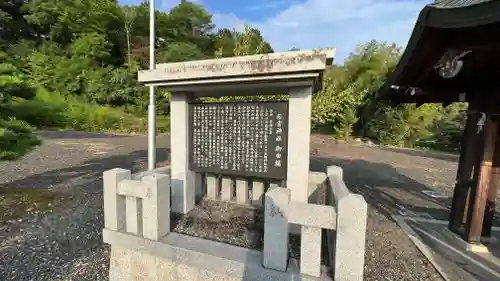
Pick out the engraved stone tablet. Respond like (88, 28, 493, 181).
(189, 102, 288, 179)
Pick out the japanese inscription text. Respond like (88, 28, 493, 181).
(189, 102, 288, 179)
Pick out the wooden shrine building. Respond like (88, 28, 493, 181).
(377, 0, 500, 248)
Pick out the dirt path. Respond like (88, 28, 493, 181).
(0, 131, 456, 281)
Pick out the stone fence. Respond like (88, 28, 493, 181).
(201, 174, 282, 206)
(326, 166, 368, 281)
(102, 165, 367, 281)
(197, 173, 326, 207)
(103, 167, 171, 240)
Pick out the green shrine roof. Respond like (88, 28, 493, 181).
(377, 0, 500, 105)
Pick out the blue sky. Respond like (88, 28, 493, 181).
(119, 0, 431, 64)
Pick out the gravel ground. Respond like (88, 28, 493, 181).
(0, 131, 460, 281)
(0, 132, 170, 281)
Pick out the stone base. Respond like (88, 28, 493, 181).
(442, 227, 489, 253)
(104, 229, 332, 281)
(481, 235, 498, 245)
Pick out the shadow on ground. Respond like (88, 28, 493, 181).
(36, 130, 136, 140)
(404, 219, 500, 281)
(376, 146, 459, 163)
(310, 156, 500, 227)
(2, 148, 170, 190)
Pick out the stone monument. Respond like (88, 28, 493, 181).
(101, 48, 368, 281)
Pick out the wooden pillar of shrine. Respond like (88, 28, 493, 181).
(449, 109, 479, 233)
(482, 117, 500, 238)
(465, 115, 497, 244)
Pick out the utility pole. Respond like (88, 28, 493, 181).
(148, 0, 156, 170)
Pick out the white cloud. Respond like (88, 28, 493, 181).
(211, 13, 246, 31)
(159, 0, 202, 10)
(211, 0, 430, 63)
(245, 1, 289, 11)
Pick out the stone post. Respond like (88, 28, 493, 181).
(334, 194, 367, 281)
(301, 226, 322, 277)
(142, 173, 171, 240)
(170, 92, 195, 214)
(221, 177, 234, 201)
(103, 168, 131, 231)
(287, 86, 312, 235)
(263, 186, 290, 271)
(236, 179, 249, 204)
(206, 174, 219, 200)
(252, 180, 265, 206)
(286, 86, 312, 204)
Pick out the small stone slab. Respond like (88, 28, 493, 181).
(236, 179, 249, 204)
(252, 181, 265, 206)
(263, 186, 290, 271)
(221, 177, 234, 201)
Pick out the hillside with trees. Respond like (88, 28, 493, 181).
(0, 0, 466, 160)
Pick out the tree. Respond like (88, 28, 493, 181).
(0, 51, 40, 160)
(342, 40, 401, 93)
(25, 0, 125, 65)
(162, 2, 215, 56)
(121, 5, 137, 70)
(337, 41, 403, 137)
(215, 24, 273, 58)
(157, 42, 206, 63)
(311, 69, 368, 138)
(0, 0, 39, 46)
(233, 24, 273, 56)
(214, 28, 236, 57)
(0, 0, 468, 159)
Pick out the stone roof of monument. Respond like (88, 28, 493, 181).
(137, 48, 335, 96)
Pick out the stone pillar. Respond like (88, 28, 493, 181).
(195, 173, 204, 202)
(263, 186, 290, 271)
(142, 174, 171, 241)
(170, 92, 195, 214)
(206, 174, 219, 200)
(236, 178, 249, 204)
(334, 194, 367, 281)
(125, 196, 141, 235)
(287, 86, 312, 204)
(252, 180, 265, 206)
(103, 168, 131, 231)
(300, 226, 322, 277)
(467, 118, 497, 244)
(221, 177, 234, 201)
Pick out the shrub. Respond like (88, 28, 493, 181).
(0, 118, 41, 160)
(311, 81, 368, 139)
(9, 88, 170, 134)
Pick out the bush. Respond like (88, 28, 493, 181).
(366, 103, 441, 147)
(0, 118, 41, 160)
(311, 80, 368, 139)
(0, 51, 41, 160)
(9, 88, 169, 134)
